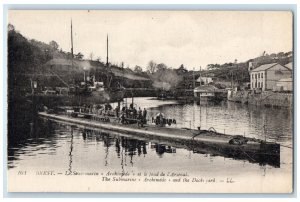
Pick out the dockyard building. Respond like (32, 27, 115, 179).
(250, 63, 292, 91)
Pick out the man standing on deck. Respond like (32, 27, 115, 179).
(133, 107, 137, 119)
(142, 108, 147, 124)
(137, 107, 143, 127)
(125, 107, 129, 118)
(115, 105, 120, 118)
(138, 108, 142, 118)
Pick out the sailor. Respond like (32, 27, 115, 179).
(137, 108, 143, 127)
(98, 106, 103, 115)
(120, 112, 126, 124)
(105, 103, 112, 111)
(142, 108, 147, 124)
(125, 107, 129, 118)
(115, 105, 120, 118)
(156, 112, 164, 126)
(133, 107, 137, 119)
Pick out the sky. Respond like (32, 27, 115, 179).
(8, 10, 293, 70)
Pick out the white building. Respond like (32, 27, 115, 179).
(250, 63, 292, 91)
(194, 85, 217, 100)
(196, 77, 213, 85)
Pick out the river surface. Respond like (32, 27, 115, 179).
(7, 97, 293, 188)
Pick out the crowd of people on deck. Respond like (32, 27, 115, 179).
(79, 103, 115, 116)
(79, 103, 148, 126)
(118, 103, 148, 126)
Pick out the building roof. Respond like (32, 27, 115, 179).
(285, 62, 293, 70)
(44, 58, 94, 69)
(251, 62, 292, 72)
(250, 63, 278, 72)
(194, 85, 218, 92)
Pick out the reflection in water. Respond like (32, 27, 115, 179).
(80, 129, 178, 167)
(68, 128, 74, 174)
(78, 127, 279, 168)
(7, 118, 59, 169)
(115, 138, 121, 157)
(150, 143, 176, 157)
(82, 131, 87, 140)
(101, 133, 110, 167)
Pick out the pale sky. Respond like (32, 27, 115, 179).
(8, 10, 293, 70)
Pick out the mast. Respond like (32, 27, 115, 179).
(199, 66, 202, 128)
(71, 19, 74, 85)
(106, 34, 109, 67)
(105, 34, 112, 88)
(199, 66, 202, 87)
(231, 71, 233, 88)
(193, 67, 195, 89)
(71, 19, 74, 59)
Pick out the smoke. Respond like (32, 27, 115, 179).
(76, 60, 93, 70)
(153, 81, 172, 91)
(151, 68, 182, 91)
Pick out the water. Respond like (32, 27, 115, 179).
(7, 97, 293, 188)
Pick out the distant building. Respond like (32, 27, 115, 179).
(248, 61, 255, 72)
(194, 85, 218, 99)
(196, 77, 213, 85)
(250, 63, 292, 91)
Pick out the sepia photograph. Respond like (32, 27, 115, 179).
(6, 9, 293, 193)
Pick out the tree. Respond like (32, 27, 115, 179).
(179, 64, 185, 70)
(134, 65, 143, 74)
(156, 63, 168, 71)
(89, 52, 94, 61)
(277, 52, 285, 58)
(75, 52, 84, 60)
(207, 64, 221, 70)
(147, 60, 157, 74)
(270, 53, 277, 58)
(285, 51, 292, 57)
(96, 56, 101, 62)
(8, 24, 15, 32)
(49, 40, 59, 50)
(176, 64, 188, 74)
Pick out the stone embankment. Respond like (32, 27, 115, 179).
(227, 90, 292, 108)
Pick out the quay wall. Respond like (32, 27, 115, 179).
(227, 90, 293, 108)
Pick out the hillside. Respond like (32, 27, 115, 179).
(7, 24, 293, 96)
(7, 25, 151, 98)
